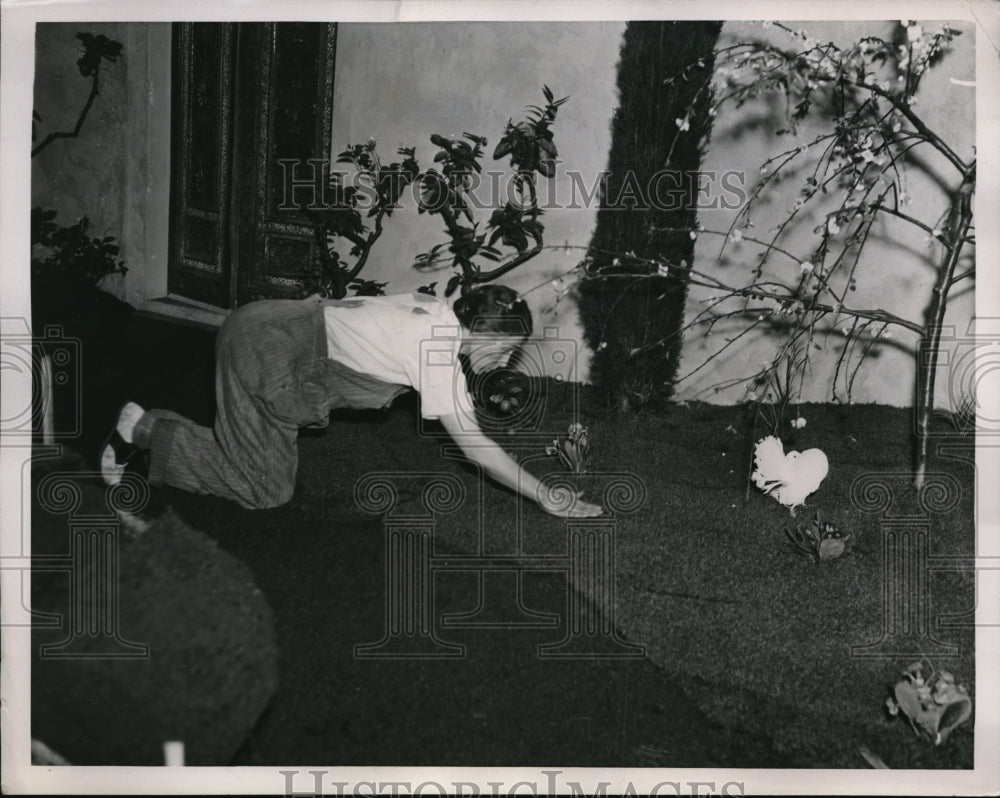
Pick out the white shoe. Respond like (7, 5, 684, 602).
(100, 402, 147, 486)
(117, 401, 146, 443)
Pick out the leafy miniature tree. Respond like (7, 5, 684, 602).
(306, 87, 569, 299)
(413, 86, 569, 297)
(306, 141, 421, 298)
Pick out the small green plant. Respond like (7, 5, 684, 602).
(546, 423, 591, 474)
(885, 661, 972, 745)
(31, 208, 125, 284)
(785, 510, 851, 563)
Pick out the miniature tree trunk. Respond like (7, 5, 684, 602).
(913, 166, 976, 488)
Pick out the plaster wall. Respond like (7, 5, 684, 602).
(30, 19, 977, 408)
(31, 22, 172, 308)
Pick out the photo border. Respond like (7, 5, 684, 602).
(3, 0, 998, 794)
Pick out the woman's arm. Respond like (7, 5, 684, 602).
(438, 414, 602, 518)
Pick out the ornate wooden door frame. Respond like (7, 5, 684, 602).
(168, 22, 336, 308)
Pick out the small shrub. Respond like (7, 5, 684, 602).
(31, 208, 126, 284)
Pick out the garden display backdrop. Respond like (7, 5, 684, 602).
(15, 12, 989, 783)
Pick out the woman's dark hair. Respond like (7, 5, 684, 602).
(453, 284, 533, 337)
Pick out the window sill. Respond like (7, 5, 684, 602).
(139, 295, 230, 329)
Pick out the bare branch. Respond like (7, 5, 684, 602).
(32, 63, 102, 158)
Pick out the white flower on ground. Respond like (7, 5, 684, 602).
(675, 116, 690, 132)
(791, 416, 807, 429)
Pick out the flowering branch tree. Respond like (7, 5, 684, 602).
(575, 20, 973, 487)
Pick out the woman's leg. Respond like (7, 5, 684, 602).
(129, 337, 301, 510)
(119, 299, 325, 509)
(132, 405, 297, 510)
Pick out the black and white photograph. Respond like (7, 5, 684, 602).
(2, 0, 999, 794)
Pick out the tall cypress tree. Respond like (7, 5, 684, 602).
(579, 21, 722, 411)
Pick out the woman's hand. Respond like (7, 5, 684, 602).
(536, 484, 604, 518)
(439, 414, 603, 518)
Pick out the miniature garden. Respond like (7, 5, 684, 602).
(28, 19, 978, 770)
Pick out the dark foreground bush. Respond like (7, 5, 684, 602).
(32, 456, 279, 765)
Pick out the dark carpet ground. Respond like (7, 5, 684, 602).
(29, 288, 976, 770)
(30, 292, 787, 768)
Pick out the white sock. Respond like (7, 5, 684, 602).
(101, 402, 147, 486)
(117, 402, 146, 444)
